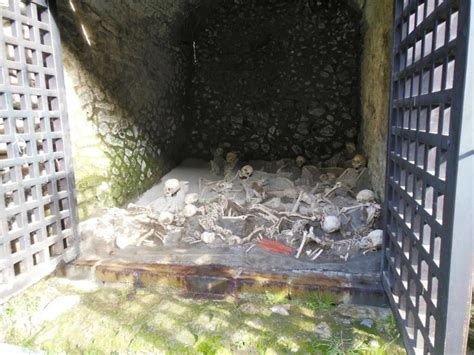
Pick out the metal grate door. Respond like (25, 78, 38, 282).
(383, 0, 473, 353)
(0, 0, 78, 302)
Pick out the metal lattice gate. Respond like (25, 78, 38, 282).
(383, 0, 473, 353)
(0, 0, 78, 301)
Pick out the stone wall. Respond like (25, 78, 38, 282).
(360, 0, 393, 199)
(56, 0, 393, 217)
(56, 0, 192, 219)
(188, 0, 362, 162)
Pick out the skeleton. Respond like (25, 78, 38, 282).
(336, 167, 366, 190)
(319, 172, 337, 185)
(183, 204, 198, 218)
(296, 155, 306, 168)
(321, 215, 341, 234)
(356, 189, 375, 203)
(300, 192, 317, 206)
(323, 182, 353, 198)
(127, 203, 149, 214)
(239, 165, 254, 179)
(81, 152, 386, 263)
(296, 228, 310, 258)
(351, 154, 367, 170)
(358, 229, 383, 252)
(365, 203, 381, 227)
(158, 211, 174, 225)
(224, 151, 238, 177)
(164, 179, 181, 197)
(205, 179, 234, 194)
(82, 207, 166, 250)
(340, 203, 371, 214)
(184, 193, 199, 205)
(228, 235, 243, 245)
(201, 231, 216, 244)
(197, 198, 236, 243)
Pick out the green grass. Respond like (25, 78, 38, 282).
(0, 278, 404, 354)
(383, 313, 400, 338)
(309, 331, 355, 355)
(194, 335, 225, 354)
(305, 291, 337, 312)
(263, 290, 289, 305)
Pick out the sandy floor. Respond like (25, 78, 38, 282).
(133, 158, 220, 206)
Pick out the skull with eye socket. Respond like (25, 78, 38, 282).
(164, 179, 180, 197)
(226, 151, 238, 165)
(359, 229, 383, 251)
(296, 155, 306, 168)
(351, 154, 367, 170)
(239, 165, 254, 179)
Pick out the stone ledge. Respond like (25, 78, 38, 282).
(70, 258, 386, 306)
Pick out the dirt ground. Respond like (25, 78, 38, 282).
(0, 277, 404, 354)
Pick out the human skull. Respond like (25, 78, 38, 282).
(201, 231, 216, 244)
(226, 151, 238, 165)
(321, 216, 341, 233)
(356, 189, 375, 203)
(184, 193, 199, 205)
(360, 229, 383, 250)
(239, 165, 254, 179)
(352, 154, 367, 170)
(164, 179, 180, 197)
(296, 155, 306, 168)
(158, 211, 174, 225)
(183, 204, 198, 218)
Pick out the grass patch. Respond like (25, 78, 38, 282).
(305, 292, 337, 312)
(310, 331, 355, 355)
(383, 313, 399, 338)
(0, 279, 405, 354)
(263, 290, 289, 305)
(194, 335, 225, 354)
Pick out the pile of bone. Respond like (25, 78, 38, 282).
(186, 149, 384, 260)
(78, 179, 199, 257)
(79, 150, 384, 262)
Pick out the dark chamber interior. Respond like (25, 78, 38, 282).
(57, 0, 384, 289)
(187, 0, 362, 161)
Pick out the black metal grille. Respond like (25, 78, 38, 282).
(0, 0, 78, 301)
(383, 0, 472, 353)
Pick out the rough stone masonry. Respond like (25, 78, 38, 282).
(56, 0, 392, 218)
(57, 0, 192, 218)
(188, 0, 362, 162)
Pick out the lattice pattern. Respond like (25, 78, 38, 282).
(383, 0, 464, 353)
(0, 0, 78, 299)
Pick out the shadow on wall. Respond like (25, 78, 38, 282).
(53, 0, 193, 219)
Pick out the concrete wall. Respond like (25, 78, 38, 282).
(188, 0, 362, 162)
(360, 0, 394, 199)
(56, 0, 192, 219)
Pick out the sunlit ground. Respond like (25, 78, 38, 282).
(0, 277, 404, 354)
